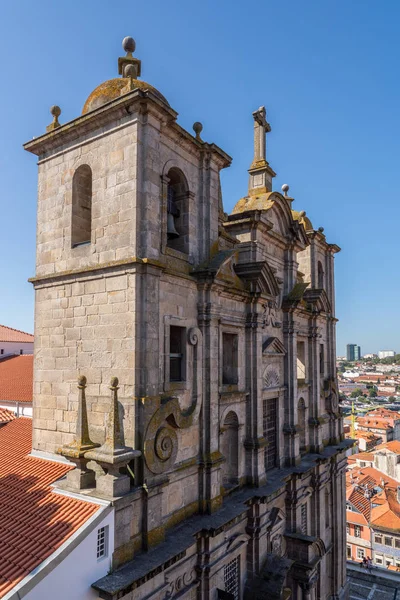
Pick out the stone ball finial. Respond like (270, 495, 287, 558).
(110, 376, 119, 388)
(122, 36, 136, 54)
(124, 64, 136, 78)
(50, 105, 61, 118)
(318, 226, 325, 233)
(193, 122, 203, 140)
(281, 183, 290, 197)
(78, 375, 87, 387)
(299, 210, 306, 218)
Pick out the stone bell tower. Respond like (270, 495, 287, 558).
(24, 35, 230, 464)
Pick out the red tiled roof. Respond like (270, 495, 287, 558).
(353, 431, 381, 441)
(372, 508, 400, 531)
(0, 418, 99, 598)
(0, 355, 33, 403)
(348, 488, 371, 519)
(375, 440, 400, 454)
(346, 510, 368, 526)
(367, 408, 400, 420)
(353, 466, 398, 489)
(351, 452, 374, 462)
(0, 325, 34, 343)
(0, 409, 16, 424)
(357, 417, 392, 430)
(346, 463, 400, 533)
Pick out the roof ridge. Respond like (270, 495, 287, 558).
(0, 324, 33, 337)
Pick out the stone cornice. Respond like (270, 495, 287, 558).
(29, 256, 166, 287)
(24, 89, 176, 157)
(91, 439, 350, 599)
(24, 89, 231, 168)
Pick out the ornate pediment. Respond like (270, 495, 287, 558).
(262, 337, 286, 356)
(303, 288, 332, 314)
(234, 260, 280, 297)
(193, 250, 244, 290)
(267, 506, 285, 530)
(282, 282, 310, 310)
(283, 284, 331, 315)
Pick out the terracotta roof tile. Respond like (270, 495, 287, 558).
(375, 440, 400, 454)
(0, 355, 33, 403)
(346, 510, 368, 525)
(351, 452, 374, 462)
(367, 408, 400, 420)
(357, 417, 392, 430)
(372, 509, 400, 531)
(0, 325, 34, 343)
(0, 419, 99, 598)
(348, 488, 371, 519)
(0, 410, 16, 424)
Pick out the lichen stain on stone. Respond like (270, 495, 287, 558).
(82, 78, 169, 115)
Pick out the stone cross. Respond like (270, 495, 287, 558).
(252, 106, 271, 163)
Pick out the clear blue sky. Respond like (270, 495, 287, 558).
(0, 0, 399, 355)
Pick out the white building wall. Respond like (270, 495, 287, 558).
(20, 509, 114, 600)
(378, 350, 396, 359)
(0, 341, 34, 355)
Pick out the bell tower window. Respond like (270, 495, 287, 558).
(317, 261, 324, 289)
(169, 326, 186, 382)
(222, 333, 238, 385)
(72, 164, 92, 247)
(298, 398, 306, 453)
(263, 398, 277, 471)
(166, 168, 189, 254)
(221, 411, 239, 487)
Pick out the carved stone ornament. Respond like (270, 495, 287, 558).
(164, 569, 197, 599)
(263, 365, 280, 389)
(144, 327, 202, 474)
(271, 533, 285, 557)
(262, 299, 282, 329)
(322, 377, 338, 413)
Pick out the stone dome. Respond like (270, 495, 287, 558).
(231, 191, 275, 215)
(82, 77, 169, 115)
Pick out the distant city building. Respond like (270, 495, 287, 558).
(378, 350, 396, 359)
(342, 371, 361, 379)
(356, 408, 400, 443)
(347, 344, 361, 361)
(364, 353, 377, 359)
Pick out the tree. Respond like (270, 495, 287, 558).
(388, 396, 396, 403)
(369, 389, 377, 398)
(350, 388, 364, 398)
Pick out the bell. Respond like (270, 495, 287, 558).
(167, 213, 180, 239)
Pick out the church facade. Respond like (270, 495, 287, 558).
(25, 37, 349, 600)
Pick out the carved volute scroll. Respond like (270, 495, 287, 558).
(144, 327, 203, 474)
